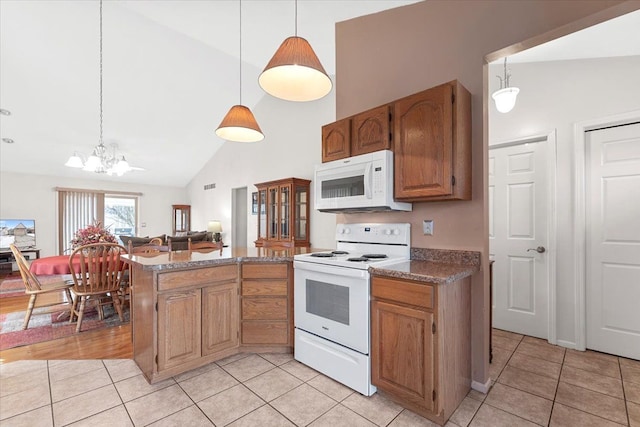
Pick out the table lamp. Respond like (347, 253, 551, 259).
(207, 220, 222, 243)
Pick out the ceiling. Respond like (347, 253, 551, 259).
(1, 2, 638, 187)
(0, 0, 420, 187)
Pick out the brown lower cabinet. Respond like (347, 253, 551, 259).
(371, 275, 471, 425)
(132, 261, 292, 384)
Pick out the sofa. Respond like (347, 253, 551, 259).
(120, 231, 214, 251)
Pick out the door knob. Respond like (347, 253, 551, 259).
(527, 246, 546, 253)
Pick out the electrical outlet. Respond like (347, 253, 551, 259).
(423, 220, 434, 235)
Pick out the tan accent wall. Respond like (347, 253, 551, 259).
(335, 0, 637, 385)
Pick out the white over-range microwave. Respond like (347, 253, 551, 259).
(314, 149, 412, 213)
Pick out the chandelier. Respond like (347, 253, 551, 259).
(65, 0, 141, 176)
(492, 57, 520, 113)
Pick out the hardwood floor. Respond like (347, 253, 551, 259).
(0, 293, 133, 364)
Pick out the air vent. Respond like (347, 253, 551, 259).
(204, 183, 216, 190)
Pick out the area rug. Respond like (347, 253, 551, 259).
(0, 274, 72, 298)
(0, 302, 130, 350)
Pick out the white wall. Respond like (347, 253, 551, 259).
(0, 171, 188, 256)
(187, 88, 337, 250)
(489, 55, 640, 346)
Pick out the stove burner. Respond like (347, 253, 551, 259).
(363, 254, 388, 259)
(347, 257, 369, 262)
(331, 250, 349, 255)
(310, 252, 334, 258)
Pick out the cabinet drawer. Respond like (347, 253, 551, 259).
(242, 279, 288, 296)
(158, 264, 238, 291)
(241, 321, 288, 344)
(372, 276, 433, 309)
(242, 297, 287, 320)
(242, 263, 288, 279)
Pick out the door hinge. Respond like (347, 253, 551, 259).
(389, 111, 392, 122)
(433, 390, 437, 401)
(155, 355, 158, 364)
(451, 93, 455, 104)
(389, 132, 393, 142)
(451, 176, 456, 186)
(432, 322, 436, 334)
(155, 302, 158, 311)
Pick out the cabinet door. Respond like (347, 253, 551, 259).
(280, 184, 291, 241)
(351, 105, 391, 156)
(322, 119, 351, 162)
(394, 83, 453, 200)
(268, 186, 279, 240)
(202, 282, 239, 356)
(294, 184, 309, 244)
(371, 300, 435, 412)
(158, 290, 202, 371)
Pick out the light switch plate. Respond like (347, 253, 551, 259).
(423, 220, 434, 235)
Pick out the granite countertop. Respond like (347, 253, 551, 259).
(122, 246, 323, 271)
(370, 248, 481, 284)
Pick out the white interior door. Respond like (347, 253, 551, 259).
(586, 122, 640, 359)
(490, 138, 550, 339)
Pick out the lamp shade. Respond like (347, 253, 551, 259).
(259, 36, 332, 102)
(207, 220, 222, 233)
(216, 105, 264, 143)
(492, 87, 520, 113)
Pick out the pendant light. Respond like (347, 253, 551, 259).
(216, 0, 264, 143)
(259, 0, 332, 102)
(492, 57, 520, 113)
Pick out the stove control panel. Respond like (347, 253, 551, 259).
(336, 223, 410, 245)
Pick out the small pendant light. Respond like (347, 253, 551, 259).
(259, 0, 332, 102)
(492, 57, 520, 113)
(216, 0, 264, 142)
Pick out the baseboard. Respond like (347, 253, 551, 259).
(471, 378, 491, 394)
(556, 339, 577, 350)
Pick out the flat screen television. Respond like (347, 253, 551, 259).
(0, 219, 36, 250)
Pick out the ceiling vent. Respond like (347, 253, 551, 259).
(204, 183, 216, 190)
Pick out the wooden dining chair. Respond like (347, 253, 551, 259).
(9, 244, 74, 330)
(127, 240, 171, 254)
(188, 238, 223, 253)
(68, 243, 128, 332)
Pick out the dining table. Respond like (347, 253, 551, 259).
(30, 254, 128, 275)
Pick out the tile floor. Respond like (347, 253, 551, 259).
(0, 330, 639, 426)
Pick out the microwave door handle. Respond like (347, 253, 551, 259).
(365, 163, 373, 199)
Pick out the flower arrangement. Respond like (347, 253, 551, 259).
(71, 221, 117, 249)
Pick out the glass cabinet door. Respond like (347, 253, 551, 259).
(268, 187, 278, 239)
(172, 204, 191, 235)
(280, 185, 290, 240)
(295, 186, 308, 241)
(258, 190, 267, 239)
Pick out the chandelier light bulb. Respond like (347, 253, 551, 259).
(65, 153, 84, 168)
(84, 153, 101, 171)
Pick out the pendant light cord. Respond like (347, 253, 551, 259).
(99, 0, 103, 146)
(294, 0, 297, 36)
(239, 0, 242, 105)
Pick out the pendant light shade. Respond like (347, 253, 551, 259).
(492, 57, 520, 113)
(259, 36, 332, 102)
(216, 105, 264, 143)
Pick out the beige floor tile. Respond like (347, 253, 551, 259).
(66, 405, 134, 427)
(484, 383, 553, 426)
(497, 365, 558, 400)
(125, 383, 193, 426)
(260, 352, 295, 366)
(148, 405, 214, 426)
(0, 383, 51, 421)
(221, 354, 276, 382)
(549, 402, 626, 427)
(215, 352, 251, 366)
(0, 405, 52, 427)
(197, 384, 265, 426)
(629, 401, 640, 427)
(469, 404, 538, 427)
(0, 367, 49, 398)
(489, 360, 507, 381)
(227, 404, 295, 427)
(279, 360, 320, 382)
(309, 404, 376, 426)
(507, 352, 562, 379)
(102, 359, 142, 383)
(47, 359, 104, 383)
(492, 328, 524, 341)
(560, 365, 623, 399)
(492, 346, 514, 367)
(307, 374, 354, 402)
(467, 389, 487, 402)
(565, 348, 619, 364)
(52, 384, 121, 427)
(244, 367, 302, 402)
(114, 373, 176, 403)
(563, 350, 620, 379)
(449, 396, 482, 426)
(620, 357, 640, 369)
(625, 380, 640, 404)
(0, 360, 48, 379)
(515, 341, 565, 364)
(622, 363, 640, 385)
(342, 392, 404, 426)
(493, 335, 520, 352)
(388, 409, 440, 426)
(271, 383, 337, 426)
(554, 382, 627, 425)
(172, 361, 219, 382)
(178, 366, 238, 402)
(50, 365, 113, 402)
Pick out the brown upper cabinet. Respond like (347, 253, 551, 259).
(394, 81, 471, 201)
(321, 80, 471, 202)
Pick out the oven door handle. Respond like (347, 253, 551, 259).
(294, 260, 368, 279)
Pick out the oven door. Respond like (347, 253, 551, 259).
(294, 260, 370, 354)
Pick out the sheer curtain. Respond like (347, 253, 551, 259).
(58, 190, 104, 254)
